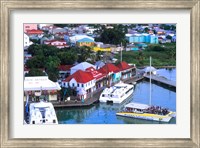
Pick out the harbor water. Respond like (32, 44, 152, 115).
(56, 68, 176, 124)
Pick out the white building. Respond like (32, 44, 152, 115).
(62, 70, 96, 95)
(24, 33, 33, 48)
(24, 76, 61, 101)
(69, 35, 94, 44)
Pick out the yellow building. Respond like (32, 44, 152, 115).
(93, 46, 111, 52)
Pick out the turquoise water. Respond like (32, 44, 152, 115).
(56, 68, 176, 124)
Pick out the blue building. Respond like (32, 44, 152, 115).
(149, 35, 159, 44)
(126, 33, 158, 44)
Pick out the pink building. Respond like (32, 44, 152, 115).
(24, 24, 38, 33)
(44, 40, 69, 49)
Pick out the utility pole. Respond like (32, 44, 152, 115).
(121, 42, 123, 62)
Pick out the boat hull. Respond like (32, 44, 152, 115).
(99, 88, 134, 104)
(28, 101, 58, 124)
(116, 111, 174, 122)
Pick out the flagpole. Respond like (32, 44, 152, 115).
(150, 56, 152, 106)
(121, 42, 122, 62)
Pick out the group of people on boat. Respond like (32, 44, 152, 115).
(145, 106, 169, 115)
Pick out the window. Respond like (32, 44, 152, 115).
(82, 84, 84, 87)
(72, 83, 74, 87)
(77, 83, 79, 87)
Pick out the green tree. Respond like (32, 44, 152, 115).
(144, 27, 150, 33)
(46, 68, 59, 82)
(96, 50, 104, 61)
(28, 44, 42, 56)
(25, 68, 46, 77)
(138, 51, 144, 65)
(44, 56, 61, 69)
(30, 39, 40, 44)
(166, 35, 172, 40)
(76, 46, 93, 63)
(171, 25, 176, 31)
(26, 55, 45, 68)
(28, 44, 59, 57)
(160, 24, 171, 30)
(57, 51, 78, 65)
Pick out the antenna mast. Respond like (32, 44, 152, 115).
(149, 56, 152, 106)
(121, 42, 122, 62)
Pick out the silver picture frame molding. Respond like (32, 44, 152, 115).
(0, 0, 199, 147)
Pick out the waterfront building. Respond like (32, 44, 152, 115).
(116, 61, 136, 80)
(98, 63, 121, 86)
(85, 67, 106, 90)
(62, 70, 96, 95)
(24, 76, 61, 102)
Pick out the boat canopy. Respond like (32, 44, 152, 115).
(29, 101, 53, 108)
(125, 102, 149, 110)
(143, 66, 156, 73)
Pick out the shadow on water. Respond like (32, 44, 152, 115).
(143, 79, 176, 92)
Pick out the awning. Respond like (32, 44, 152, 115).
(24, 76, 61, 91)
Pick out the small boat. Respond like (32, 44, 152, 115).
(28, 101, 58, 124)
(116, 102, 176, 122)
(116, 57, 176, 122)
(99, 81, 134, 104)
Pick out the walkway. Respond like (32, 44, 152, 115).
(144, 75, 176, 87)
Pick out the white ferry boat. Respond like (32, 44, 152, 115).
(116, 102, 176, 122)
(28, 101, 58, 124)
(99, 81, 134, 104)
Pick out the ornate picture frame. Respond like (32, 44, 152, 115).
(0, 0, 199, 147)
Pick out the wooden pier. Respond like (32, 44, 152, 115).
(53, 89, 103, 108)
(123, 76, 144, 84)
(144, 75, 176, 88)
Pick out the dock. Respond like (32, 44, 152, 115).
(144, 75, 176, 88)
(52, 89, 103, 108)
(123, 76, 144, 84)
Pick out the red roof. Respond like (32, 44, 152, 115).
(63, 70, 94, 83)
(26, 29, 44, 34)
(58, 65, 73, 71)
(98, 63, 120, 74)
(116, 61, 132, 71)
(86, 67, 106, 80)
